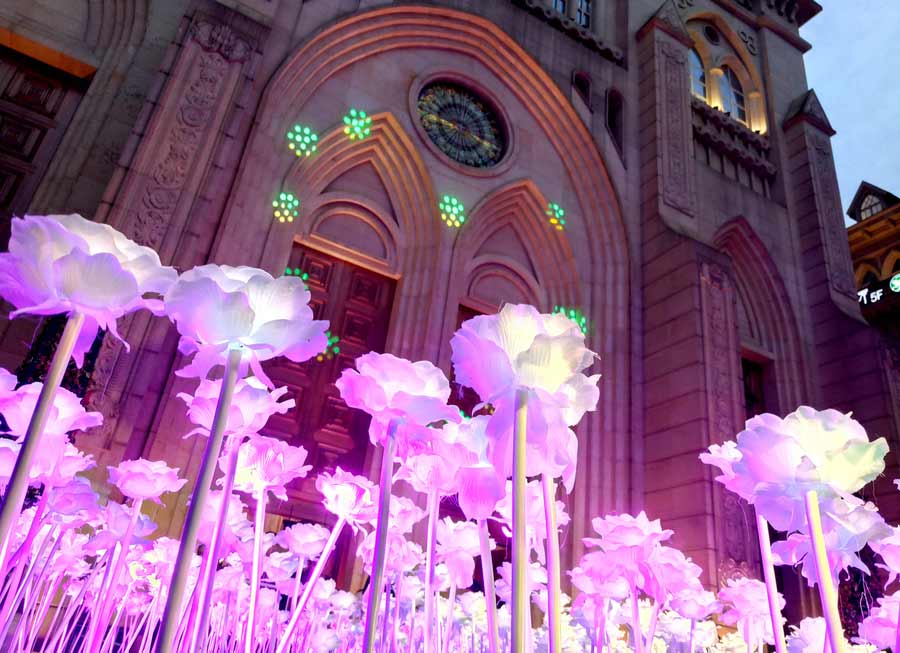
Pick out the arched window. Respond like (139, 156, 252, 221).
(606, 88, 624, 154)
(552, 0, 567, 13)
(689, 50, 706, 100)
(720, 66, 747, 124)
(572, 70, 591, 108)
(860, 194, 884, 220)
(576, 0, 591, 28)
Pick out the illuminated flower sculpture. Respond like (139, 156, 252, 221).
(158, 263, 328, 653)
(451, 303, 599, 653)
(278, 468, 377, 653)
(335, 352, 460, 653)
(178, 376, 295, 439)
(0, 214, 175, 599)
(857, 590, 900, 651)
(165, 264, 329, 383)
(702, 408, 890, 653)
(719, 577, 785, 653)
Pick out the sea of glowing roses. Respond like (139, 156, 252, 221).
(0, 213, 898, 653)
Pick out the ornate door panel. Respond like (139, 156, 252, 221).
(0, 46, 85, 245)
(262, 245, 395, 525)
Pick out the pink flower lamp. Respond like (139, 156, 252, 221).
(451, 303, 599, 653)
(156, 263, 328, 653)
(0, 214, 176, 568)
(334, 352, 460, 653)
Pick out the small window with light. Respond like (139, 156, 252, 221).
(860, 195, 884, 220)
(689, 50, 707, 101)
(720, 66, 747, 125)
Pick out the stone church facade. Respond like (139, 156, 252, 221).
(0, 0, 898, 606)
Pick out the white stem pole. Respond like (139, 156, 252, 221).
(804, 490, 846, 653)
(755, 512, 787, 653)
(511, 388, 529, 653)
(0, 311, 84, 570)
(155, 346, 242, 653)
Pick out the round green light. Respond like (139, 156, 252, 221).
(438, 195, 466, 228)
(891, 273, 900, 293)
(273, 191, 301, 224)
(286, 124, 319, 157)
(546, 202, 567, 231)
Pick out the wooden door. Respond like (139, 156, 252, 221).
(261, 245, 395, 581)
(0, 46, 86, 246)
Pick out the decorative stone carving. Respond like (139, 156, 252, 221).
(189, 18, 254, 63)
(717, 557, 754, 588)
(691, 98, 775, 180)
(700, 261, 756, 575)
(659, 40, 696, 216)
(86, 14, 255, 429)
(739, 29, 758, 55)
(675, 0, 695, 9)
(810, 135, 858, 298)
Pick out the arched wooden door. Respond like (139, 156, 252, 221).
(261, 243, 396, 585)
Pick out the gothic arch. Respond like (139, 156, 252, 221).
(881, 252, 900, 279)
(442, 179, 581, 346)
(213, 6, 631, 540)
(855, 261, 880, 286)
(715, 218, 814, 412)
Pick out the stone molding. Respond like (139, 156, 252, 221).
(691, 98, 776, 180)
(509, 0, 624, 64)
(699, 259, 757, 581)
(84, 10, 258, 448)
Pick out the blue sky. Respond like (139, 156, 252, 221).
(800, 2, 900, 222)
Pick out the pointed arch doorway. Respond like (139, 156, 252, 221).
(261, 243, 396, 586)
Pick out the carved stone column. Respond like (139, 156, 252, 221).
(699, 260, 760, 586)
(77, 10, 263, 531)
(636, 0, 698, 238)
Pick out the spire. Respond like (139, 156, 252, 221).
(637, 0, 693, 47)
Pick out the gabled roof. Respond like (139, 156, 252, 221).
(846, 181, 900, 221)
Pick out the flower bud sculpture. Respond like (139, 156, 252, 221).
(157, 263, 327, 653)
(0, 214, 176, 572)
(451, 304, 599, 653)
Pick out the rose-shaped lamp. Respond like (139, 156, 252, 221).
(0, 214, 176, 564)
(335, 352, 460, 653)
(451, 303, 599, 653)
(157, 264, 328, 653)
(277, 468, 377, 653)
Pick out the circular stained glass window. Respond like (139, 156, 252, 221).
(417, 82, 506, 168)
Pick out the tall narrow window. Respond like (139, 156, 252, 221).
(689, 50, 706, 100)
(720, 66, 747, 124)
(576, 0, 591, 28)
(860, 195, 884, 220)
(742, 358, 766, 419)
(552, 0, 567, 13)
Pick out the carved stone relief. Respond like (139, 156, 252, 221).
(810, 135, 858, 298)
(84, 15, 255, 432)
(658, 40, 697, 216)
(700, 261, 757, 576)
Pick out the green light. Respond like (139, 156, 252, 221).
(891, 273, 900, 293)
(546, 202, 567, 231)
(286, 124, 319, 157)
(342, 108, 373, 141)
(438, 195, 466, 228)
(273, 191, 300, 224)
(552, 305, 588, 335)
(316, 331, 342, 362)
